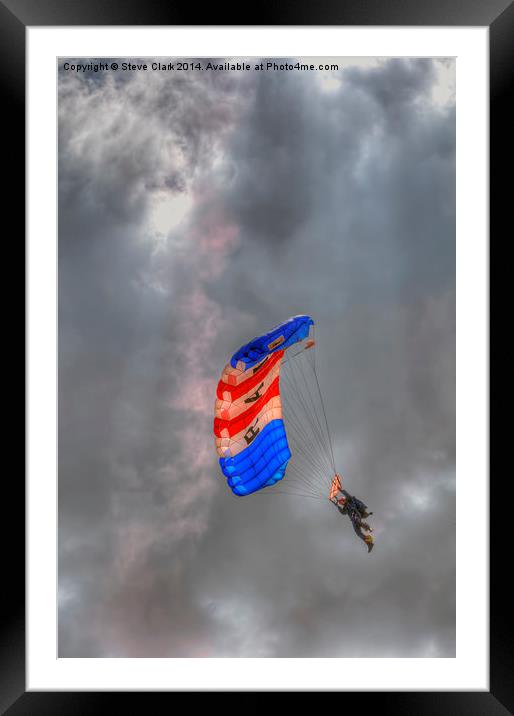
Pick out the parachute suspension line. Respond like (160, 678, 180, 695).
(274, 437, 325, 496)
(287, 357, 325, 454)
(278, 337, 337, 499)
(311, 361, 336, 474)
(301, 327, 337, 476)
(284, 353, 331, 471)
(289, 348, 334, 481)
(285, 433, 330, 488)
(293, 354, 333, 473)
(280, 365, 330, 496)
(279, 382, 331, 479)
(279, 370, 321, 450)
(281, 399, 329, 495)
(281, 448, 327, 495)
(254, 490, 326, 502)
(308, 348, 336, 476)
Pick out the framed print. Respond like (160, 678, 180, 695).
(7, 0, 511, 711)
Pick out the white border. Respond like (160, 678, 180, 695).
(27, 26, 488, 691)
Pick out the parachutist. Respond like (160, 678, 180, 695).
(330, 481, 375, 553)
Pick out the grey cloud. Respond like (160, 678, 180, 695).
(59, 58, 455, 659)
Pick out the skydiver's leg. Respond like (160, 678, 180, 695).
(350, 514, 374, 552)
(350, 515, 366, 540)
(350, 515, 375, 553)
(364, 534, 374, 553)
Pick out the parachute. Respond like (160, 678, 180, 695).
(214, 315, 336, 499)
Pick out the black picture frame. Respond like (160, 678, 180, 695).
(8, 0, 511, 712)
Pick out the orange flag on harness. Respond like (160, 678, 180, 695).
(329, 473, 342, 501)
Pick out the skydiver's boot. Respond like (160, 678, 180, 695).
(364, 534, 374, 553)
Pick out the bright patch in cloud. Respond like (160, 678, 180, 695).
(150, 190, 194, 235)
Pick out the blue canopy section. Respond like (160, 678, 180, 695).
(230, 314, 314, 371)
(220, 419, 291, 496)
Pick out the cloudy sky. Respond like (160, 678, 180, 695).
(58, 57, 455, 658)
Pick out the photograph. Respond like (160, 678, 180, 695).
(7, 0, 507, 707)
(58, 55, 456, 659)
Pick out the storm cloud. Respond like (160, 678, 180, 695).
(58, 57, 455, 658)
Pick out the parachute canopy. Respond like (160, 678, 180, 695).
(214, 315, 314, 496)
